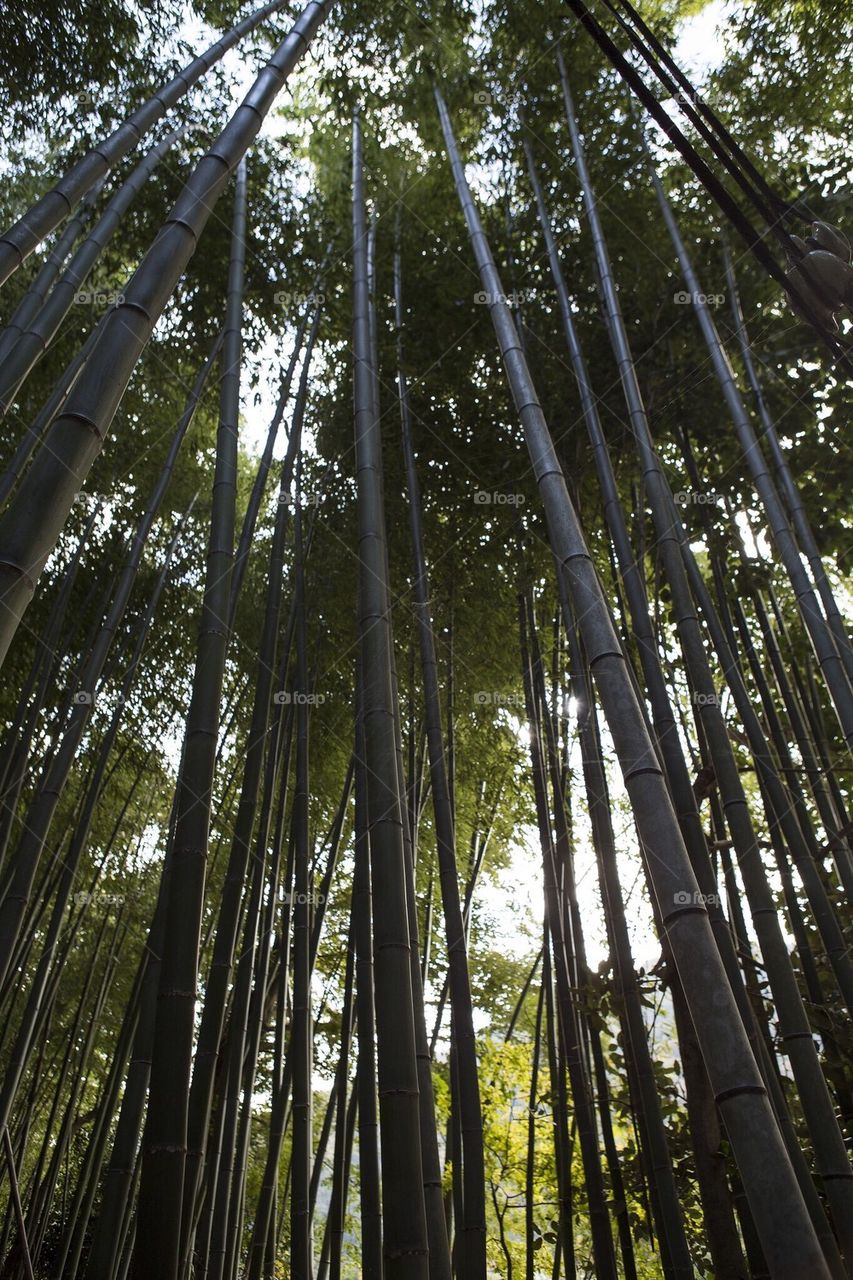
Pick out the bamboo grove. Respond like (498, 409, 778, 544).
(0, 0, 851, 1274)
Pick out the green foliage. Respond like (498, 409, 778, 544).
(0, 0, 851, 1271)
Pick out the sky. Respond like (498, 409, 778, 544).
(27, 0, 747, 1028)
(217, 0, 738, 988)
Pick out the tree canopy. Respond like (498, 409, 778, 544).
(0, 0, 851, 1276)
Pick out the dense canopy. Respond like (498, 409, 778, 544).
(0, 0, 851, 1276)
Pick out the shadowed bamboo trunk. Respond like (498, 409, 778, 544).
(0, 516, 186, 1187)
(519, 596, 618, 1279)
(394, 222, 486, 1278)
(0, 131, 182, 414)
(543, 948, 575, 1280)
(351, 108, 428, 1280)
(353, 708, 383, 1280)
(0, 329, 221, 1005)
(0, 177, 104, 364)
(0, 0, 300, 285)
(131, 159, 248, 1280)
(434, 76, 832, 1279)
(0, 503, 98, 870)
(180, 312, 316, 1271)
(290, 472, 313, 1279)
(0, 0, 329, 670)
(242, 742, 297, 1280)
(0, 321, 101, 508)
(644, 152, 853, 746)
(558, 58, 853, 1267)
(523, 103, 843, 1270)
(556, 597, 693, 1278)
(525, 973, 545, 1280)
(219, 710, 291, 1280)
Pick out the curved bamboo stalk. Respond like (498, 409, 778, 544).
(395, 222, 487, 1278)
(0, 330, 220, 1002)
(0, 177, 105, 364)
(132, 159, 248, 1280)
(522, 114, 845, 1269)
(0, 0, 298, 286)
(0, 0, 329, 670)
(0, 131, 182, 414)
(645, 156, 853, 746)
(0, 321, 101, 508)
(351, 108, 429, 1280)
(180, 313, 315, 1264)
(721, 243, 853, 683)
(434, 76, 832, 1280)
(558, 66, 853, 1260)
